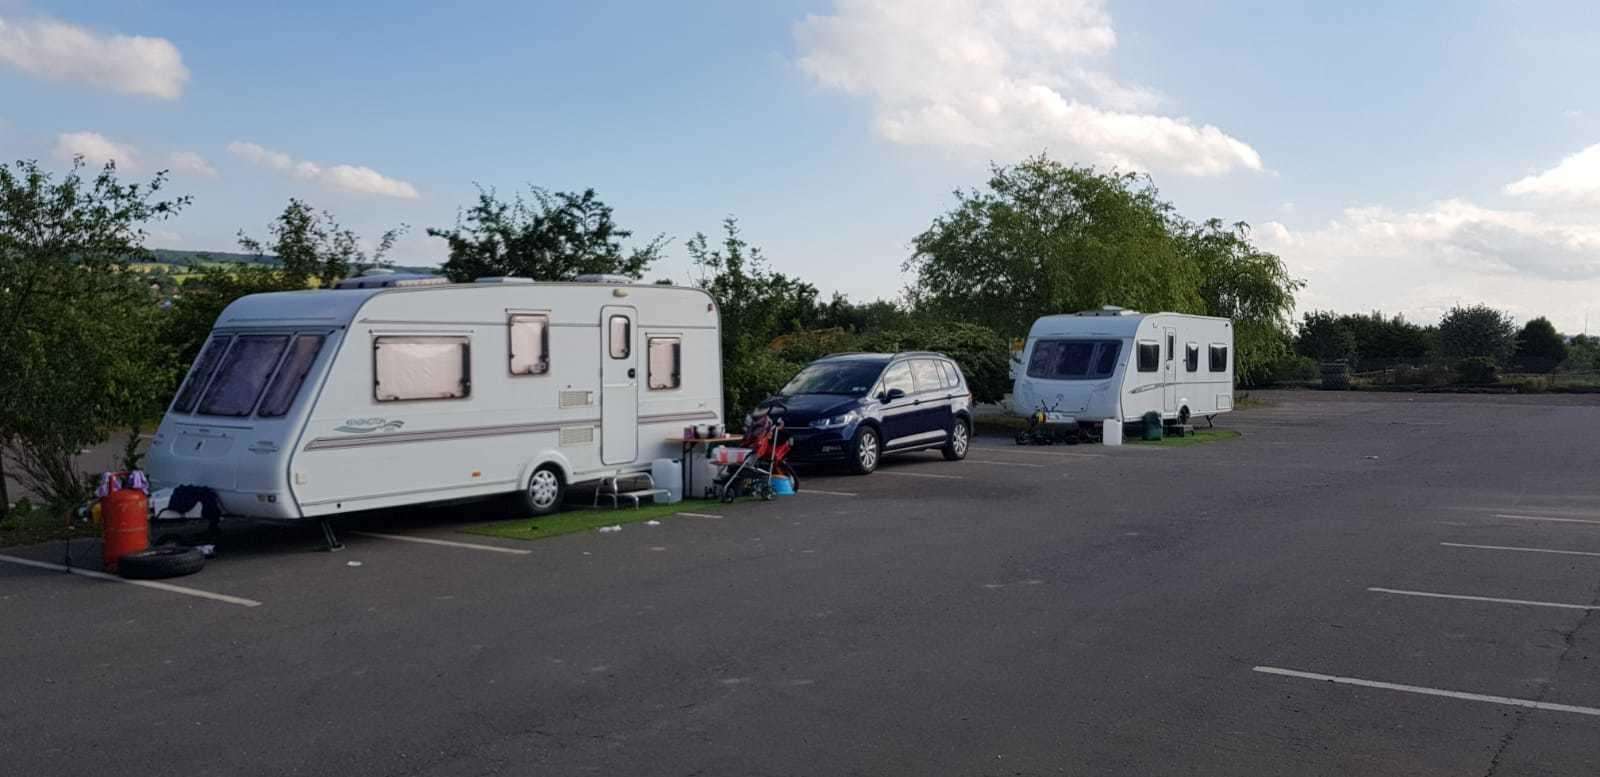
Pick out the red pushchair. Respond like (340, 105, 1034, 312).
(714, 412, 800, 502)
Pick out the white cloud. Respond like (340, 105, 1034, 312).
(168, 150, 216, 177)
(794, 0, 1262, 175)
(1504, 143, 1600, 201)
(0, 16, 187, 99)
(54, 131, 140, 169)
(1257, 200, 1600, 331)
(227, 140, 419, 200)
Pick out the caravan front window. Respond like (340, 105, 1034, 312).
(197, 335, 291, 417)
(1027, 339, 1121, 380)
(172, 334, 232, 413)
(257, 335, 326, 418)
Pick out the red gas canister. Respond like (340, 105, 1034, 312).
(101, 489, 149, 573)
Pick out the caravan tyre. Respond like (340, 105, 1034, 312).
(523, 466, 564, 516)
(117, 545, 206, 580)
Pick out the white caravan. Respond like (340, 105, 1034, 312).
(1011, 307, 1233, 428)
(147, 276, 722, 530)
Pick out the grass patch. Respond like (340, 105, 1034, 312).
(1127, 428, 1241, 447)
(459, 500, 721, 542)
(0, 503, 96, 548)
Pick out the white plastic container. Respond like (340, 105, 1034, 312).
(651, 458, 683, 504)
(1102, 418, 1122, 446)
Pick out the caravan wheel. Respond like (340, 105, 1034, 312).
(523, 466, 564, 516)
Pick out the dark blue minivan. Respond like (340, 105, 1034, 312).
(750, 352, 973, 475)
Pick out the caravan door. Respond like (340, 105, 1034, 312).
(1162, 327, 1178, 415)
(601, 306, 639, 465)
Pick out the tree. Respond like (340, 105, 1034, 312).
(238, 198, 406, 288)
(430, 186, 665, 282)
(1295, 311, 1356, 362)
(689, 217, 819, 423)
(1437, 304, 1516, 365)
(163, 263, 297, 368)
(1176, 219, 1301, 384)
(1339, 311, 1431, 366)
(1513, 317, 1566, 373)
(1563, 334, 1600, 372)
(906, 155, 1198, 338)
(0, 158, 187, 515)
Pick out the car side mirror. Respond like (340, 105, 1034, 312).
(882, 388, 905, 403)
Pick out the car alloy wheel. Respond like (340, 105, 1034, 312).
(857, 430, 879, 472)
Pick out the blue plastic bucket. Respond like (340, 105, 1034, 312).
(771, 476, 795, 496)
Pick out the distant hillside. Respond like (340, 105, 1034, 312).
(146, 248, 439, 275)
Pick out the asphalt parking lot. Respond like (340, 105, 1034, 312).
(3, 390, 1599, 776)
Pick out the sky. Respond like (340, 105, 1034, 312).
(3, 0, 1599, 332)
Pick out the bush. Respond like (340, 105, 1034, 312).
(1268, 353, 1319, 384)
(1319, 361, 1350, 390)
(1391, 364, 1452, 387)
(1455, 357, 1499, 385)
(724, 350, 803, 429)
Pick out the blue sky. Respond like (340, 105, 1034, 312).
(4, 0, 1599, 331)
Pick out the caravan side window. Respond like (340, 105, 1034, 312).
(647, 337, 681, 390)
(608, 316, 631, 359)
(374, 336, 471, 402)
(1209, 344, 1229, 372)
(508, 314, 550, 375)
(1185, 343, 1199, 373)
(1136, 342, 1160, 373)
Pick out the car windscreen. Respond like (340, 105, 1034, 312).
(1027, 339, 1122, 380)
(780, 360, 886, 396)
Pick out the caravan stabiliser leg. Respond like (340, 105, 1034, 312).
(320, 519, 344, 552)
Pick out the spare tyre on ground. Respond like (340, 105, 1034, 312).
(117, 545, 206, 580)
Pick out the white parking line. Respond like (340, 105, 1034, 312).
(350, 531, 531, 555)
(801, 489, 859, 497)
(964, 459, 1046, 468)
(1442, 542, 1600, 558)
(878, 470, 965, 480)
(1496, 513, 1600, 526)
(1368, 586, 1600, 611)
(0, 553, 262, 607)
(1253, 666, 1600, 717)
(971, 447, 1104, 458)
(675, 512, 723, 519)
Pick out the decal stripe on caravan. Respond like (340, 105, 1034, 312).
(303, 410, 719, 451)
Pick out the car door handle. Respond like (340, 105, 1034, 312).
(913, 399, 922, 406)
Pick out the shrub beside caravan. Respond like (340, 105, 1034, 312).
(1012, 307, 1233, 430)
(147, 275, 722, 535)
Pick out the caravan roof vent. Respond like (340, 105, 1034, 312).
(1076, 305, 1139, 317)
(473, 276, 536, 284)
(333, 273, 448, 290)
(573, 273, 633, 284)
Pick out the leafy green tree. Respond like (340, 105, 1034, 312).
(1562, 334, 1600, 372)
(1513, 317, 1566, 373)
(689, 217, 820, 424)
(1176, 219, 1301, 384)
(430, 186, 664, 282)
(163, 263, 297, 368)
(1295, 311, 1356, 362)
(906, 155, 1197, 338)
(239, 198, 406, 288)
(813, 294, 911, 334)
(1339, 311, 1431, 366)
(0, 158, 187, 515)
(1437, 304, 1517, 365)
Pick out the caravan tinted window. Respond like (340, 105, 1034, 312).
(1137, 342, 1160, 373)
(172, 334, 232, 413)
(198, 335, 290, 417)
(1028, 339, 1121, 380)
(1209, 344, 1229, 372)
(1185, 343, 1199, 373)
(257, 335, 325, 418)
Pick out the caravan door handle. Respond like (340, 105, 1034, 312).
(627, 368, 636, 379)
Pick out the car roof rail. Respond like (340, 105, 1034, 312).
(894, 350, 946, 358)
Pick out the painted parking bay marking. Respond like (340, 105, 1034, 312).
(0, 553, 262, 608)
(1495, 513, 1600, 526)
(800, 488, 859, 497)
(1368, 586, 1600, 611)
(1253, 666, 1600, 718)
(963, 459, 1046, 468)
(877, 470, 965, 480)
(1442, 542, 1600, 559)
(351, 531, 531, 555)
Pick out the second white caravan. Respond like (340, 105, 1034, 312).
(147, 276, 722, 525)
(1012, 307, 1233, 429)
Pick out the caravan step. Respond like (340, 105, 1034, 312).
(598, 488, 670, 508)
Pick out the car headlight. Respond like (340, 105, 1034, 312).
(810, 410, 860, 429)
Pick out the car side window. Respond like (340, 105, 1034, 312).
(910, 359, 943, 393)
(881, 361, 915, 396)
(939, 360, 962, 389)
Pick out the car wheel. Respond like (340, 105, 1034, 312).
(522, 466, 564, 516)
(942, 418, 970, 461)
(848, 427, 880, 475)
